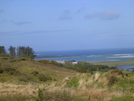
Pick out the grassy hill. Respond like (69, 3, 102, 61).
(0, 58, 134, 101)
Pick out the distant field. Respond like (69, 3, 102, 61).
(92, 60, 134, 67)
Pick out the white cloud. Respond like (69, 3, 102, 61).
(85, 11, 120, 20)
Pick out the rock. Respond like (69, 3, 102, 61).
(62, 77, 69, 81)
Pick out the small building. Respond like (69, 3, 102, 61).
(56, 60, 65, 64)
(72, 62, 78, 65)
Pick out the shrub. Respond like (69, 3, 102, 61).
(38, 74, 52, 82)
(2, 67, 20, 75)
(37, 60, 51, 64)
(31, 71, 39, 76)
(18, 74, 33, 82)
(0, 66, 3, 73)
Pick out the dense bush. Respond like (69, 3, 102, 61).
(38, 74, 52, 82)
(18, 74, 33, 82)
(31, 71, 39, 76)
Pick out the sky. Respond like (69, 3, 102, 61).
(0, 0, 134, 51)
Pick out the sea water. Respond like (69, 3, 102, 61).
(35, 48, 134, 62)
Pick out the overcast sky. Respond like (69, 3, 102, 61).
(0, 0, 134, 51)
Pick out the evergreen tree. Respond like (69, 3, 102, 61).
(16, 46, 36, 59)
(0, 46, 6, 54)
(8, 46, 16, 57)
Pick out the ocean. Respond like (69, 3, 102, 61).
(35, 48, 134, 62)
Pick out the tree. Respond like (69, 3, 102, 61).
(16, 46, 36, 60)
(0, 46, 6, 54)
(8, 46, 16, 57)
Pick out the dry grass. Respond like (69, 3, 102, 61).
(0, 60, 134, 101)
(0, 83, 38, 96)
(76, 88, 124, 101)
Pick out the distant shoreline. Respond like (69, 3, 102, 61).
(35, 55, 81, 60)
(108, 56, 134, 58)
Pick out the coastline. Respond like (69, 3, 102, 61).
(35, 55, 81, 60)
(108, 56, 134, 58)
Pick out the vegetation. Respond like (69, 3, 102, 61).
(93, 60, 134, 67)
(0, 46, 134, 101)
(0, 46, 36, 60)
(51, 60, 116, 73)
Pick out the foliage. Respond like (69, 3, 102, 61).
(51, 60, 116, 73)
(8, 46, 16, 57)
(0, 53, 9, 57)
(0, 46, 6, 55)
(0, 45, 36, 60)
(18, 74, 33, 82)
(31, 71, 39, 76)
(38, 74, 52, 82)
(16, 46, 36, 59)
(38, 60, 52, 64)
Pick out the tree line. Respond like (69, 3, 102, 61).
(0, 46, 36, 59)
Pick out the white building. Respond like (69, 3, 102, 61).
(56, 60, 65, 64)
(72, 62, 78, 65)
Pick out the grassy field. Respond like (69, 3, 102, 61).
(0, 58, 134, 101)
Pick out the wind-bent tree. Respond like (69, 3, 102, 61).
(8, 46, 16, 57)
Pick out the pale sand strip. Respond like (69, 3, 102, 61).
(108, 56, 134, 58)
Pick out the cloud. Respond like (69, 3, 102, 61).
(76, 7, 86, 13)
(0, 20, 7, 24)
(85, 11, 120, 20)
(59, 10, 72, 20)
(0, 9, 4, 14)
(14, 21, 31, 25)
(0, 30, 72, 37)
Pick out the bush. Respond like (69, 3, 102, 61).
(0, 66, 3, 73)
(2, 67, 20, 75)
(31, 71, 39, 76)
(18, 74, 33, 82)
(38, 74, 52, 82)
(37, 60, 51, 64)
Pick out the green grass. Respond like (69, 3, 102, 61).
(110, 96, 134, 101)
(1, 59, 134, 101)
(66, 77, 80, 88)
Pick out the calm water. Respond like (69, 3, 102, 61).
(117, 65, 134, 71)
(35, 48, 134, 62)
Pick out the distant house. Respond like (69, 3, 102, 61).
(56, 60, 65, 64)
(72, 62, 78, 65)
